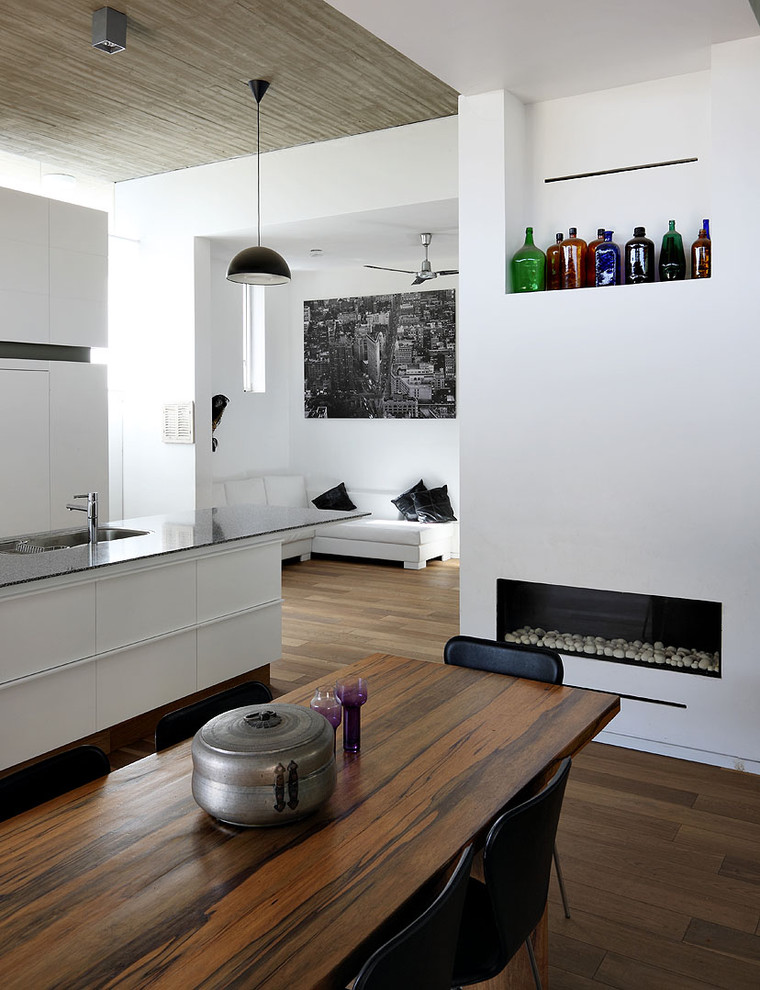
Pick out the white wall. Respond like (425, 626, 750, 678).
(113, 116, 459, 515)
(458, 51, 760, 772)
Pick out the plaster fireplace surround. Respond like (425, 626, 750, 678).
(497, 579, 722, 677)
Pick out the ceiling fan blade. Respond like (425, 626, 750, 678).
(411, 276, 425, 285)
(364, 265, 417, 274)
(436, 270, 459, 276)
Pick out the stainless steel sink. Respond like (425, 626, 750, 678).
(0, 528, 150, 554)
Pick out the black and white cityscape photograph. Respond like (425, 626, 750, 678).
(304, 289, 456, 419)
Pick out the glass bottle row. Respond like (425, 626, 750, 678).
(511, 221, 711, 292)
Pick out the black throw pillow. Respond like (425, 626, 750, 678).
(312, 482, 356, 511)
(411, 485, 457, 524)
(391, 480, 427, 521)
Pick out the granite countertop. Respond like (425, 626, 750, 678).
(0, 504, 369, 591)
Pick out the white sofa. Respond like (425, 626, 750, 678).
(213, 475, 458, 569)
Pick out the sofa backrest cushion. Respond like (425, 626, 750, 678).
(225, 476, 267, 506)
(264, 475, 309, 508)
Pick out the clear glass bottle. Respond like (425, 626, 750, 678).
(659, 220, 686, 281)
(691, 228, 711, 279)
(594, 231, 621, 286)
(546, 233, 563, 291)
(561, 227, 587, 289)
(510, 227, 546, 292)
(586, 228, 606, 286)
(624, 226, 655, 284)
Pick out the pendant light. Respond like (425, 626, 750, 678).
(226, 80, 291, 285)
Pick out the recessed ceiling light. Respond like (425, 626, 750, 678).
(42, 173, 77, 188)
(309, 248, 323, 256)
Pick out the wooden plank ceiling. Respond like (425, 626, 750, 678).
(0, 0, 458, 182)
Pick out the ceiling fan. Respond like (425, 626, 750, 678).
(365, 232, 458, 285)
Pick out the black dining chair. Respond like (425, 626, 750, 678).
(351, 844, 475, 990)
(154, 680, 273, 751)
(451, 758, 572, 990)
(0, 744, 111, 823)
(443, 635, 571, 919)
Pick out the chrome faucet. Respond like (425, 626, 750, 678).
(66, 492, 99, 545)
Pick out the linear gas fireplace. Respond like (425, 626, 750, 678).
(497, 579, 722, 677)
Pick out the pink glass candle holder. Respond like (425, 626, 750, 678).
(310, 686, 342, 752)
(335, 676, 368, 753)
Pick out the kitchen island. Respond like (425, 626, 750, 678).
(0, 504, 367, 771)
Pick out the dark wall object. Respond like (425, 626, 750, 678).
(212, 394, 229, 451)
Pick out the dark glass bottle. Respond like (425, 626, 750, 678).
(659, 220, 686, 281)
(586, 228, 606, 286)
(624, 226, 655, 284)
(594, 230, 621, 286)
(510, 227, 546, 292)
(546, 233, 563, 291)
(561, 227, 587, 289)
(691, 228, 711, 279)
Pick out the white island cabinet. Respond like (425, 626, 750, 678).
(0, 503, 366, 771)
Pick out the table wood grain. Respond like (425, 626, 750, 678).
(0, 654, 619, 989)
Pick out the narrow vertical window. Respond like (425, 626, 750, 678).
(243, 284, 266, 392)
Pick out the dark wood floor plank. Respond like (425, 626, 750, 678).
(571, 764, 699, 808)
(593, 951, 730, 990)
(719, 856, 760, 887)
(548, 875, 691, 941)
(548, 932, 606, 979)
(684, 918, 760, 963)
(550, 910, 760, 989)
(694, 793, 760, 826)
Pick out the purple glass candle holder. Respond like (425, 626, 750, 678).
(310, 687, 342, 752)
(335, 676, 368, 753)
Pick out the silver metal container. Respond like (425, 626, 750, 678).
(191, 703, 336, 826)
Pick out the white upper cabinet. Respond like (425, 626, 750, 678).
(49, 201, 108, 347)
(0, 188, 108, 347)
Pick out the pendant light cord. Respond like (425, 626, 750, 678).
(256, 97, 261, 248)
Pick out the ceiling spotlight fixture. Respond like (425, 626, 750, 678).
(226, 80, 291, 286)
(309, 248, 323, 256)
(91, 7, 127, 54)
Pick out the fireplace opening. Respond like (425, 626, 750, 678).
(496, 579, 721, 677)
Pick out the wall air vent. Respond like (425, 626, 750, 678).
(162, 402, 195, 444)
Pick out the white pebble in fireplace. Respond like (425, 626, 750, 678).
(504, 626, 720, 673)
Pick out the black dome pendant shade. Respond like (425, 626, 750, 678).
(226, 79, 291, 285)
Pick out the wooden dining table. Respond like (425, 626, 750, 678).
(0, 653, 619, 990)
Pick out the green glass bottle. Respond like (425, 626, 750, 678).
(659, 220, 686, 281)
(511, 227, 546, 292)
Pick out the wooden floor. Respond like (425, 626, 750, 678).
(115, 556, 760, 989)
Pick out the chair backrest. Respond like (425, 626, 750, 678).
(483, 758, 571, 971)
(0, 745, 110, 823)
(352, 844, 475, 990)
(154, 680, 273, 751)
(443, 635, 564, 685)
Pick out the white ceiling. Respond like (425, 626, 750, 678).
(326, 0, 759, 103)
(213, 199, 460, 274)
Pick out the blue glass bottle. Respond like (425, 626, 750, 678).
(702, 218, 710, 240)
(594, 231, 621, 286)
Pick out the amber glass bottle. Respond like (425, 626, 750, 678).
(586, 228, 605, 286)
(624, 226, 655, 284)
(691, 228, 711, 279)
(546, 233, 563, 290)
(561, 227, 587, 289)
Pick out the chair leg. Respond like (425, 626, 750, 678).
(525, 937, 542, 990)
(553, 842, 571, 919)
